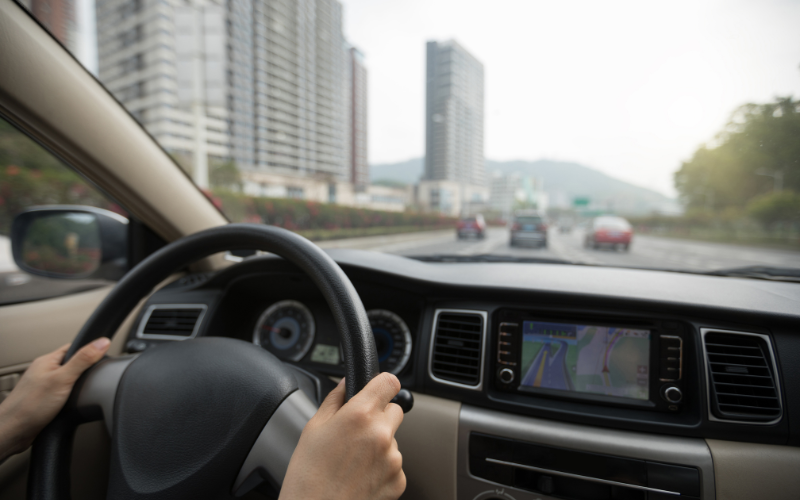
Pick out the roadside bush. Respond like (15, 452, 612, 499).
(746, 191, 800, 228)
(213, 189, 455, 233)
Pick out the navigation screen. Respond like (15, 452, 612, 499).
(519, 321, 650, 400)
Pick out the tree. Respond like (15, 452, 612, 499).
(674, 97, 800, 211)
(746, 191, 800, 228)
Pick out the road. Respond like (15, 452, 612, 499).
(3, 228, 800, 304)
(320, 227, 800, 273)
(521, 339, 571, 391)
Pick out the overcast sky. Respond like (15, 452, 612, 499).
(340, 0, 800, 196)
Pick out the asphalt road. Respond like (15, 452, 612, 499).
(350, 227, 800, 273)
(3, 228, 800, 304)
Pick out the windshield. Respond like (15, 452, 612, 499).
(8, 0, 800, 276)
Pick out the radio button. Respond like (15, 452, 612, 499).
(499, 368, 515, 384)
(663, 386, 683, 404)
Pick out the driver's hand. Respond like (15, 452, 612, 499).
(0, 338, 111, 462)
(280, 373, 406, 500)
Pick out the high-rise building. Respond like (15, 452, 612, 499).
(96, 0, 355, 193)
(347, 47, 368, 190)
(424, 40, 485, 186)
(26, 0, 77, 51)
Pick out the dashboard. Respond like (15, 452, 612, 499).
(123, 249, 800, 499)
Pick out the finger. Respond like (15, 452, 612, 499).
(351, 372, 401, 411)
(59, 337, 111, 382)
(313, 378, 346, 422)
(384, 398, 405, 433)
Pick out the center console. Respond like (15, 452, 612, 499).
(458, 405, 715, 500)
(493, 309, 689, 413)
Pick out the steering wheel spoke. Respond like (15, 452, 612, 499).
(232, 389, 319, 497)
(73, 355, 137, 432)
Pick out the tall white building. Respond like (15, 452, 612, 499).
(96, 0, 354, 193)
(424, 40, 485, 187)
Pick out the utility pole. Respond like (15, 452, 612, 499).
(756, 169, 783, 193)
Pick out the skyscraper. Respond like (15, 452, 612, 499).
(96, 0, 356, 193)
(424, 40, 485, 186)
(348, 47, 368, 190)
(27, 0, 77, 51)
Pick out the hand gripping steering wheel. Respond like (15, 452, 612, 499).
(26, 224, 399, 499)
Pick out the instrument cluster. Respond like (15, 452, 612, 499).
(252, 300, 414, 375)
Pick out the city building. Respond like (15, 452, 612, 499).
(96, 0, 356, 193)
(489, 171, 548, 218)
(24, 0, 77, 52)
(347, 47, 368, 191)
(424, 39, 485, 213)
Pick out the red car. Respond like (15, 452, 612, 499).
(585, 216, 632, 251)
(456, 214, 486, 239)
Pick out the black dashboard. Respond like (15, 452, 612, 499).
(124, 249, 800, 447)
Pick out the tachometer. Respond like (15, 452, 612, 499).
(367, 309, 413, 375)
(253, 300, 315, 362)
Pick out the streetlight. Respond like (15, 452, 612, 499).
(756, 169, 784, 193)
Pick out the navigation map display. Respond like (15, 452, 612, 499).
(519, 321, 650, 400)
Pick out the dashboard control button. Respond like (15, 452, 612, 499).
(499, 368, 515, 384)
(126, 340, 148, 353)
(663, 386, 682, 403)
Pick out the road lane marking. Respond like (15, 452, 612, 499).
(533, 349, 548, 387)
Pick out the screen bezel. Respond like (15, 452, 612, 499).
(497, 313, 663, 410)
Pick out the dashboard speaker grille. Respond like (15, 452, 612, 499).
(142, 306, 205, 337)
(431, 311, 484, 387)
(703, 331, 782, 422)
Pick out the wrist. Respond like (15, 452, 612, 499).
(0, 402, 31, 462)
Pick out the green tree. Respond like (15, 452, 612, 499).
(746, 191, 800, 228)
(674, 97, 800, 211)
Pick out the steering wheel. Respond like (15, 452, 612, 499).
(26, 224, 398, 499)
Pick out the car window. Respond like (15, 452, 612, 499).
(515, 217, 542, 225)
(0, 116, 128, 305)
(15, 0, 800, 276)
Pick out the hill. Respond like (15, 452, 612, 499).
(371, 158, 680, 215)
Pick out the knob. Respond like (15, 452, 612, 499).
(390, 389, 414, 413)
(663, 386, 682, 404)
(499, 368, 515, 384)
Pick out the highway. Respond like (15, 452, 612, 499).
(322, 227, 800, 273)
(3, 228, 800, 304)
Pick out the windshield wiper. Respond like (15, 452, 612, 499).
(409, 254, 574, 265)
(703, 266, 800, 283)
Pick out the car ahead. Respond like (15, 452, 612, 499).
(509, 211, 548, 247)
(584, 216, 633, 251)
(456, 214, 486, 239)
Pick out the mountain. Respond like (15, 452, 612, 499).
(371, 158, 680, 215)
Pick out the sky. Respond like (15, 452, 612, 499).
(340, 0, 800, 197)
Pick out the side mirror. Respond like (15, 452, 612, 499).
(11, 206, 128, 280)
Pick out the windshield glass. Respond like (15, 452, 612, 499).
(9, 0, 800, 276)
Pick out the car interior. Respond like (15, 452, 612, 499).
(1, 1, 800, 499)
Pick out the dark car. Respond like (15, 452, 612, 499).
(456, 214, 486, 239)
(509, 211, 548, 247)
(585, 216, 633, 250)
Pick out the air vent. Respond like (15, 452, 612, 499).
(137, 305, 207, 340)
(429, 310, 486, 389)
(702, 329, 782, 423)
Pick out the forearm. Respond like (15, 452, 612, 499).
(0, 403, 28, 463)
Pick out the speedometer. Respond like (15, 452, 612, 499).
(367, 309, 413, 375)
(253, 300, 315, 362)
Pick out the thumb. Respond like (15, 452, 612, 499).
(59, 337, 111, 382)
(313, 378, 346, 423)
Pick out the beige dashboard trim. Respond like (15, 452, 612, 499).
(706, 438, 800, 500)
(0, 0, 227, 243)
(396, 392, 460, 500)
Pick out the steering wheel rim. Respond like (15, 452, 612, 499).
(28, 223, 380, 500)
